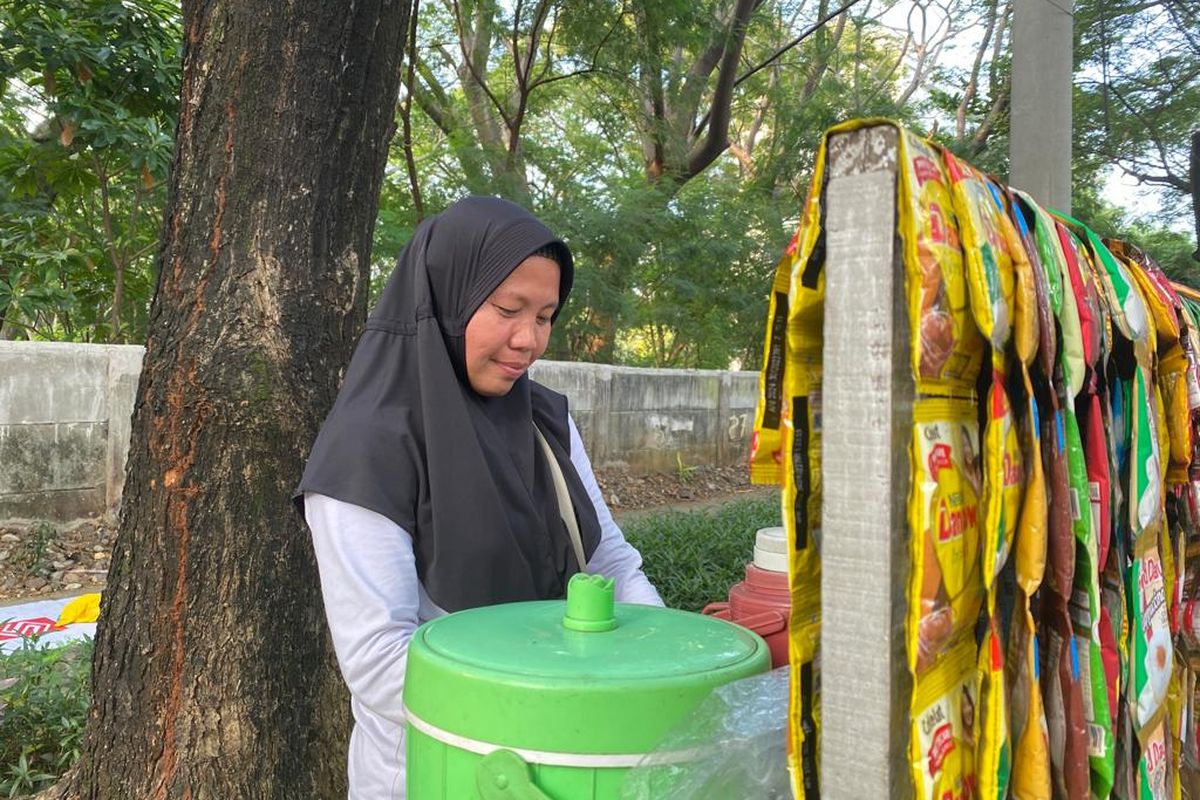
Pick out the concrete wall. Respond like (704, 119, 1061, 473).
(0, 342, 143, 522)
(0, 342, 758, 523)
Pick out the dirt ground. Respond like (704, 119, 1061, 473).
(0, 463, 767, 603)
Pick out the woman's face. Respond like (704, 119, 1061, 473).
(464, 254, 560, 396)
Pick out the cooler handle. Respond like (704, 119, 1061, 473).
(477, 748, 557, 800)
(702, 601, 731, 619)
(735, 609, 788, 637)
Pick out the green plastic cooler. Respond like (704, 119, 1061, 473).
(404, 573, 770, 799)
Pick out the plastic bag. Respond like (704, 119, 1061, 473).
(619, 668, 793, 800)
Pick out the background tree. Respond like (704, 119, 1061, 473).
(6, 0, 1196, 362)
(41, 1, 411, 797)
(0, 0, 178, 342)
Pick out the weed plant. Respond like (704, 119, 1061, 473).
(623, 496, 779, 612)
(0, 637, 92, 797)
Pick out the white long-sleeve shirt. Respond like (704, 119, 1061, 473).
(305, 416, 663, 800)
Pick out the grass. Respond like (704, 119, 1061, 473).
(0, 637, 92, 797)
(623, 496, 781, 612)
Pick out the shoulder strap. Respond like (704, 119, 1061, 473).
(532, 423, 587, 571)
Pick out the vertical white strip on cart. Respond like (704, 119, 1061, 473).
(820, 124, 914, 799)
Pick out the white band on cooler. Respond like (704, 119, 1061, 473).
(403, 707, 706, 768)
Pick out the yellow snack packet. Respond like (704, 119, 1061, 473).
(895, 130, 983, 395)
(908, 397, 983, 674)
(750, 142, 826, 486)
(976, 612, 1011, 799)
(1008, 601, 1052, 800)
(940, 149, 1014, 354)
(1001, 189, 1039, 368)
(1158, 346, 1192, 484)
(981, 371, 1023, 591)
(787, 610, 821, 800)
(1014, 370, 1047, 594)
(911, 633, 979, 800)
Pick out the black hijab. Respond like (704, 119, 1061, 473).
(296, 196, 602, 612)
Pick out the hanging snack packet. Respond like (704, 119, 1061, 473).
(1009, 191, 1059, 377)
(1166, 648, 1185, 800)
(1132, 364, 1166, 538)
(1069, 516, 1115, 796)
(941, 150, 1014, 354)
(1081, 390, 1113, 575)
(1061, 214, 1151, 347)
(1043, 403, 1077, 603)
(788, 611, 821, 800)
(912, 634, 979, 800)
(1015, 384, 1048, 595)
(1109, 239, 1181, 343)
(980, 371, 1024, 590)
(1137, 716, 1170, 800)
(1158, 346, 1194, 486)
(750, 142, 827, 486)
(1050, 221, 1087, 402)
(998, 184, 1039, 368)
(1012, 191, 1064, 326)
(1043, 615, 1092, 799)
(1130, 536, 1174, 735)
(1176, 299, 1200, 418)
(1058, 226, 1102, 371)
(908, 397, 983, 673)
(896, 130, 983, 394)
(941, 158, 1021, 595)
(1008, 601, 1052, 799)
(976, 613, 1012, 799)
(1113, 240, 1192, 485)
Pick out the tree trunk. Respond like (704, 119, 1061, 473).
(49, 1, 410, 797)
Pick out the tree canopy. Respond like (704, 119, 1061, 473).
(2, 0, 1197, 363)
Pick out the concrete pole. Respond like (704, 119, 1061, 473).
(819, 125, 914, 798)
(1010, 0, 1074, 213)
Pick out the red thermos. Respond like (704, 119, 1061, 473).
(703, 526, 792, 669)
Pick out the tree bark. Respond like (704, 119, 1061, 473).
(48, 1, 410, 797)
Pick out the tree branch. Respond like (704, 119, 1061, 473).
(681, 0, 761, 182)
(1191, 129, 1199, 262)
(733, 0, 868, 92)
(957, 0, 998, 142)
(451, 0, 513, 129)
(692, 0, 867, 140)
(401, 0, 425, 218)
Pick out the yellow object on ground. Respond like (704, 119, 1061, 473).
(56, 592, 102, 625)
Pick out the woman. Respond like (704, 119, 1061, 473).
(296, 196, 662, 799)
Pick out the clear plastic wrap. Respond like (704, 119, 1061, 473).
(619, 667, 792, 800)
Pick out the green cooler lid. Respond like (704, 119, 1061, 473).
(403, 574, 769, 756)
